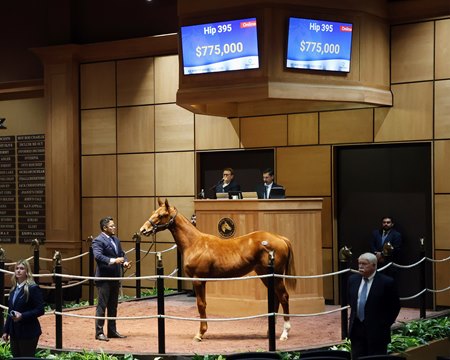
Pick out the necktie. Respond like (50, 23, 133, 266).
(110, 238, 118, 254)
(358, 278, 368, 321)
(12, 287, 21, 304)
(382, 230, 388, 244)
(265, 185, 269, 199)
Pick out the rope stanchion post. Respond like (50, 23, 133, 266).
(177, 250, 183, 293)
(0, 248, 5, 331)
(32, 239, 40, 285)
(338, 246, 352, 340)
(88, 237, 94, 305)
(419, 237, 426, 319)
(156, 252, 165, 354)
(267, 251, 276, 352)
(53, 251, 63, 349)
(133, 233, 141, 299)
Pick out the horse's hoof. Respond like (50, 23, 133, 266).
(279, 335, 288, 341)
(193, 335, 203, 342)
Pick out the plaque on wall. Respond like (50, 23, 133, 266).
(17, 134, 46, 244)
(0, 136, 16, 243)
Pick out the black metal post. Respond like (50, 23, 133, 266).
(338, 246, 352, 340)
(32, 239, 40, 285)
(267, 252, 276, 352)
(133, 233, 141, 298)
(54, 252, 63, 349)
(0, 255, 5, 332)
(177, 250, 183, 292)
(419, 238, 426, 319)
(156, 253, 165, 354)
(89, 239, 94, 306)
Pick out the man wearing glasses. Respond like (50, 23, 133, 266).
(214, 167, 241, 194)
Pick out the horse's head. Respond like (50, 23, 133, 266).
(382, 241, 394, 256)
(139, 198, 178, 236)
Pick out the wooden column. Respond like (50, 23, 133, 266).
(33, 45, 82, 270)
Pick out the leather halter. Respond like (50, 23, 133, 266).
(147, 208, 178, 234)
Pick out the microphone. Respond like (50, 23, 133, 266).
(219, 178, 225, 183)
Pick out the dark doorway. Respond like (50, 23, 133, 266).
(198, 149, 274, 198)
(336, 143, 432, 308)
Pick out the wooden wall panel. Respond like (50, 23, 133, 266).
(155, 55, 178, 104)
(82, 198, 117, 240)
(117, 197, 155, 241)
(277, 146, 331, 196)
(117, 106, 155, 153)
(195, 115, 240, 150)
(288, 113, 318, 145)
(80, 62, 116, 109)
(435, 195, 450, 250)
(81, 109, 116, 155)
(434, 140, 450, 194)
(435, 250, 450, 306)
(435, 80, 450, 139)
(322, 197, 332, 248)
(320, 109, 373, 144)
(155, 104, 194, 151)
(117, 58, 154, 106)
(82, 155, 117, 196)
(391, 22, 434, 83)
(374, 82, 433, 141)
(240, 115, 287, 148)
(117, 153, 154, 196)
(155, 152, 195, 195)
(322, 248, 333, 300)
(435, 19, 450, 80)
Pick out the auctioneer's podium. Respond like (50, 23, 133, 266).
(194, 198, 324, 316)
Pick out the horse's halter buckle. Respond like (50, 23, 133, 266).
(147, 208, 178, 234)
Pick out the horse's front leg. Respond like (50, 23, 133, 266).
(193, 280, 208, 341)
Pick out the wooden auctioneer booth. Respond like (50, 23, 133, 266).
(194, 198, 324, 316)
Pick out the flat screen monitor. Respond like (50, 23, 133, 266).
(286, 17, 353, 73)
(270, 187, 286, 199)
(180, 17, 260, 75)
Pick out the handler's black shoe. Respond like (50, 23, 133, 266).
(108, 331, 126, 339)
(96, 333, 109, 341)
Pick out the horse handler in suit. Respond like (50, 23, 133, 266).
(93, 216, 132, 341)
(347, 252, 401, 359)
(2, 259, 45, 358)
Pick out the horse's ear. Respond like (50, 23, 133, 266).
(157, 197, 163, 206)
(164, 198, 170, 209)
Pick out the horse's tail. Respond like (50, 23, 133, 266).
(284, 238, 297, 290)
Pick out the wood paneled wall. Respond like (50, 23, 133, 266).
(79, 17, 450, 304)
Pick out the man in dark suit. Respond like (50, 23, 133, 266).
(256, 168, 284, 199)
(348, 252, 401, 359)
(92, 216, 132, 341)
(370, 216, 402, 277)
(214, 167, 241, 194)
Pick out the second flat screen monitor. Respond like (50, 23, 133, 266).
(286, 17, 353, 73)
(180, 17, 260, 75)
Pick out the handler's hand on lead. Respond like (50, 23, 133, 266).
(114, 257, 125, 264)
(123, 261, 132, 269)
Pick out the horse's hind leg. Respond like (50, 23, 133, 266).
(275, 279, 291, 341)
(193, 281, 208, 341)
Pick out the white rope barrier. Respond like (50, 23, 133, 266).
(61, 252, 89, 261)
(426, 255, 450, 263)
(400, 289, 427, 301)
(276, 268, 351, 279)
(282, 305, 350, 318)
(140, 244, 177, 254)
(390, 257, 426, 269)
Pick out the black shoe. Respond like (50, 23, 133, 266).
(108, 332, 126, 339)
(96, 334, 109, 341)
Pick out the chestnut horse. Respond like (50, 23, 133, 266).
(139, 199, 297, 341)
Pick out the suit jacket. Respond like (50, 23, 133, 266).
(256, 182, 283, 199)
(215, 179, 241, 194)
(348, 272, 400, 346)
(4, 283, 45, 339)
(92, 232, 127, 282)
(370, 228, 402, 260)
